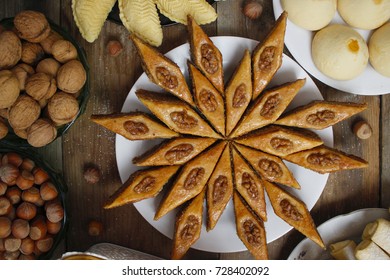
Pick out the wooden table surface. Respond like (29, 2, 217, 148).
(1, 0, 389, 260)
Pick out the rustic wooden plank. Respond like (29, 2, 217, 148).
(381, 94, 390, 208)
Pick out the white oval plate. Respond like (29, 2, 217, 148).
(273, 1, 390, 95)
(288, 208, 390, 260)
(116, 36, 333, 253)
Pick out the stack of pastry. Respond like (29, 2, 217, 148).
(92, 12, 368, 259)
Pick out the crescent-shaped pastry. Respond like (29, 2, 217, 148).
(231, 79, 305, 138)
(104, 165, 180, 209)
(264, 181, 325, 249)
(133, 137, 217, 166)
(206, 145, 233, 231)
(232, 148, 267, 222)
(72, 0, 117, 43)
(136, 89, 220, 138)
(119, 0, 163, 47)
(155, 141, 226, 220)
(233, 191, 268, 260)
(362, 218, 390, 255)
(188, 62, 225, 135)
(275, 101, 368, 130)
(90, 112, 179, 140)
(172, 189, 205, 260)
(329, 240, 357, 260)
(284, 145, 368, 174)
(130, 36, 194, 106)
(252, 11, 287, 100)
(355, 240, 390, 260)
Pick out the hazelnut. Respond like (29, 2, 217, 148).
(36, 235, 53, 252)
(25, 72, 57, 101)
(32, 167, 49, 184)
(46, 220, 61, 235)
(0, 181, 7, 196)
(27, 118, 57, 147)
(47, 92, 79, 125)
(242, 0, 263, 20)
(353, 120, 372, 140)
(18, 254, 35, 260)
(0, 31, 22, 70)
(16, 202, 37, 220)
(107, 40, 123, 57)
(0, 217, 12, 238)
(88, 220, 103, 236)
(0, 197, 12, 216)
(14, 10, 51, 43)
(5, 186, 21, 205)
(20, 158, 36, 172)
(4, 236, 21, 252)
(40, 182, 58, 201)
(45, 200, 64, 223)
(0, 117, 8, 140)
(36, 58, 61, 77)
(20, 237, 35, 255)
(8, 95, 41, 130)
(21, 42, 45, 65)
(11, 219, 30, 239)
(2, 152, 23, 167)
(11, 63, 35, 90)
(52, 40, 78, 63)
(22, 187, 41, 204)
(29, 217, 47, 240)
(3, 250, 20, 260)
(0, 238, 4, 251)
(56, 60, 86, 93)
(0, 164, 20, 185)
(0, 70, 20, 109)
(40, 31, 62, 54)
(83, 166, 101, 184)
(16, 170, 35, 190)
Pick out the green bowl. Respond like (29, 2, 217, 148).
(0, 17, 90, 148)
(0, 144, 68, 260)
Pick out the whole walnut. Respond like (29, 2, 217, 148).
(12, 63, 35, 90)
(25, 72, 57, 101)
(47, 92, 79, 125)
(8, 94, 41, 130)
(14, 10, 50, 43)
(0, 31, 22, 70)
(40, 31, 62, 54)
(36, 58, 60, 78)
(27, 118, 57, 147)
(52, 40, 78, 63)
(0, 108, 9, 119)
(21, 42, 45, 65)
(0, 70, 20, 109)
(57, 60, 86, 94)
(14, 128, 28, 139)
(0, 117, 8, 140)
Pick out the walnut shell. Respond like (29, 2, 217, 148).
(21, 42, 44, 65)
(14, 128, 28, 139)
(52, 40, 78, 63)
(27, 118, 57, 147)
(56, 60, 86, 94)
(0, 31, 22, 70)
(0, 70, 20, 109)
(0, 117, 8, 140)
(0, 108, 9, 119)
(11, 63, 35, 91)
(36, 58, 60, 78)
(25, 72, 57, 101)
(39, 31, 62, 54)
(14, 10, 50, 43)
(8, 94, 41, 130)
(47, 92, 79, 125)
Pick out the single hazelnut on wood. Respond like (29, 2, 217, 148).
(8, 94, 41, 130)
(0, 70, 20, 109)
(36, 58, 61, 78)
(353, 120, 372, 140)
(27, 118, 57, 147)
(88, 220, 103, 236)
(0, 31, 22, 70)
(0, 164, 20, 185)
(11, 63, 35, 90)
(21, 42, 45, 65)
(56, 60, 86, 94)
(52, 40, 78, 63)
(242, 0, 263, 20)
(25, 72, 57, 101)
(16, 202, 37, 221)
(14, 10, 51, 43)
(47, 92, 79, 125)
(83, 166, 101, 184)
(0, 117, 8, 140)
(11, 219, 30, 239)
(107, 40, 123, 57)
(16, 170, 35, 190)
(0, 217, 12, 238)
(40, 31, 62, 54)
(0, 197, 12, 216)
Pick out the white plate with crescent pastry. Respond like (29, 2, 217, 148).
(116, 36, 333, 253)
(288, 208, 390, 260)
(273, 1, 390, 95)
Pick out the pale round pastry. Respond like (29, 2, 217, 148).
(369, 22, 390, 77)
(281, 0, 337, 31)
(312, 24, 369, 80)
(338, 0, 390, 30)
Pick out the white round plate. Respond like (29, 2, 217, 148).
(288, 208, 390, 260)
(116, 36, 334, 253)
(273, 1, 390, 95)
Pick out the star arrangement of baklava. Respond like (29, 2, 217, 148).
(91, 12, 368, 260)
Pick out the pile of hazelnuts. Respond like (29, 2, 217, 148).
(0, 151, 65, 260)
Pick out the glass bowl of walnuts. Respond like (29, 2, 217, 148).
(0, 10, 89, 147)
(0, 146, 67, 260)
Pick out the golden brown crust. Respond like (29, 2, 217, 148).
(233, 192, 268, 260)
(284, 145, 368, 174)
(264, 180, 325, 249)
